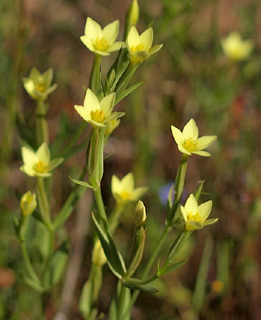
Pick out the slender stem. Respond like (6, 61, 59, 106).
(94, 186, 108, 227)
(36, 100, 49, 146)
(122, 225, 171, 317)
(108, 204, 125, 234)
(20, 240, 41, 285)
(37, 177, 51, 225)
(90, 55, 101, 95)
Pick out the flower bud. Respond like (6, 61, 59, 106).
(20, 191, 37, 217)
(92, 241, 107, 266)
(133, 200, 146, 227)
(128, 0, 139, 27)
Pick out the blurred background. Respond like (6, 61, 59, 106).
(1, 0, 261, 319)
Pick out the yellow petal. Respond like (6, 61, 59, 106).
(36, 142, 50, 165)
(21, 146, 37, 167)
(100, 92, 115, 117)
(84, 17, 102, 38)
(84, 89, 100, 111)
(127, 26, 140, 48)
(183, 119, 198, 140)
(102, 20, 119, 44)
(198, 200, 212, 221)
(139, 27, 153, 49)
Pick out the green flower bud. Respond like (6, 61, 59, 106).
(20, 191, 37, 217)
(92, 241, 107, 266)
(133, 200, 146, 227)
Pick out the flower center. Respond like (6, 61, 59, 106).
(34, 161, 47, 173)
(93, 38, 109, 52)
(131, 43, 145, 52)
(91, 110, 105, 123)
(36, 84, 46, 93)
(184, 138, 198, 152)
(120, 190, 131, 200)
(187, 212, 203, 223)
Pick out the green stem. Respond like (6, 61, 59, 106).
(20, 240, 41, 285)
(36, 177, 51, 226)
(167, 154, 188, 223)
(108, 204, 125, 234)
(90, 55, 102, 96)
(122, 225, 171, 317)
(36, 100, 49, 146)
(94, 186, 108, 228)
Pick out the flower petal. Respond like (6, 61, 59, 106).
(171, 125, 183, 146)
(184, 194, 198, 213)
(112, 175, 121, 195)
(121, 173, 135, 190)
(183, 119, 198, 140)
(193, 150, 211, 157)
(197, 136, 217, 151)
(102, 20, 119, 44)
(140, 27, 153, 49)
(126, 26, 140, 49)
(198, 200, 212, 220)
(84, 17, 102, 38)
(84, 89, 100, 111)
(74, 105, 91, 122)
(36, 142, 50, 165)
(100, 92, 115, 117)
(149, 44, 163, 55)
(107, 41, 125, 52)
(21, 146, 37, 166)
(80, 35, 95, 52)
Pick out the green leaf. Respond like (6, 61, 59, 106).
(92, 212, 126, 279)
(123, 278, 158, 293)
(69, 176, 94, 189)
(158, 259, 188, 276)
(127, 227, 146, 277)
(48, 158, 64, 171)
(115, 81, 143, 104)
(194, 180, 205, 201)
(23, 276, 45, 293)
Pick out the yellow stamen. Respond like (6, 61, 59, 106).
(36, 84, 46, 93)
(34, 161, 47, 173)
(184, 138, 198, 152)
(187, 212, 202, 223)
(131, 43, 145, 52)
(91, 110, 105, 123)
(119, 190, 131, 200)
(93, 38, 109, 52)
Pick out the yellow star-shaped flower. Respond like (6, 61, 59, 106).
(20, 142, 63, 178)
(171, 119, 217, 157)
(111, 173, 147, 204)
(126, 26, 163, 63)
(221, 32, 253, 61)
(181, 194, 218, 231)
(80, 18, 125, 56)
(74, 89, 124, 128)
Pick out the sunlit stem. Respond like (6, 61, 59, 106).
(167, 154, 188, 224)
(36, 177, 51, 226)
(20, 237, 41, 285)
(90, 55, 101, 96)
(36, 100, 49, 146)
(122, 225, 172, 318)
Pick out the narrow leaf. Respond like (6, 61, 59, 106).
(69, 176, 94, 189)
(115, 81, 143, 104)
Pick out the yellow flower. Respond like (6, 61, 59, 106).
(171, 119, 217, 157)
(181, 194, 218, 231)
(111, 173, 147, 203)
(20, 142, 63, 178)
(80, 17, 125, 56)
(20, 191, 37, 217)
(221, 32, 253, 61)
(126, 26, 163, 63)
(23, 67, 57, 101)
(133, 200, 147, 227)
(74, 89, 123, 128)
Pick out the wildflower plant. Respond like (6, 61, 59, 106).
(14, 1, 218, 318)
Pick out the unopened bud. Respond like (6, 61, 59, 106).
(20, 191, 37, 217)
(133, 200, 146, 227)
(92, 241, 107, 266)
(128, 0, 139, 26)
